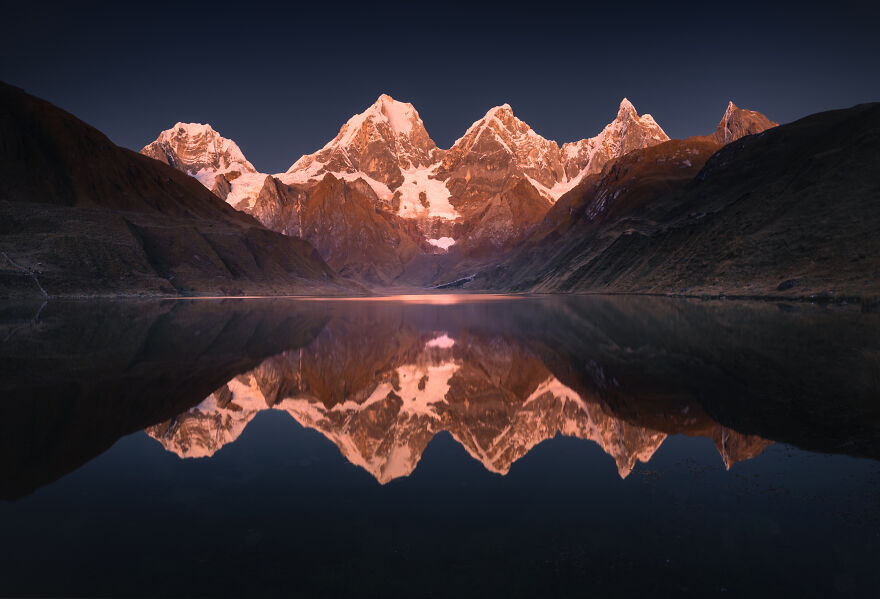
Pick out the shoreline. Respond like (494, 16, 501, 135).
(1, 288, 877, 309)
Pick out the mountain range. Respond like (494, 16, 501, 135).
(141, 96, 778, 287)
(1, 80, 877, 300)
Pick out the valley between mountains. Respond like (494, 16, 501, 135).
(1, 80, 878, 300)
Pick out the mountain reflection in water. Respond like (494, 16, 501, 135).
(2, 294, 878, 499)
(145, 324, 771, 482)
(2, 295, 880, 596)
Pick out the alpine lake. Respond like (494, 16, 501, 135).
(1, 294, 878, 597)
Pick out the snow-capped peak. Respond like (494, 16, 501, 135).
(452, 102, 546, 153)
(324, 93, 426, 150)
(375, 94, 419, 135)
(167, 121, 216, 138)
(617, 97, 637, 119)
(140, 122, 265, 210)
(280, 94, 446, 216)
(485, 103, 513, 118)
(142, 122, 257, 176)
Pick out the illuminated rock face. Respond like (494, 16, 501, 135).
(278, 97, 670, 213)
(141, 122, 256, 178)
(146, 324, 770, 483)
(140, 122, 269, 210)
(284, 94, 441, 194)
(712, 101, 778, 144)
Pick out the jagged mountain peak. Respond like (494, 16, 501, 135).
(713, 100, 778, 143)
(168, 121, 216, 136)
(155, 122, 236, 151)
(283, 94, 438, 191)
(617, 97, 637, 119)
(556, 98, 669, 186)
(601, 98, 667, 140)
(141, 122, 257, 180)
(330, 93, 427, 147)
(613, 97, 661, 128)
(452, 102, 551, 153)
(483, 103, 514, 118)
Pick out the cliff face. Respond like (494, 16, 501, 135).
(246, 174, 423, 285)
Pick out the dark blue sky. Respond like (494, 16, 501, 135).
(3, 0, 878, 173)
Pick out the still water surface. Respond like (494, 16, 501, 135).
(0, 295, 878, 596)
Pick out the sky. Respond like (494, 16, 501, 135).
(2, 0, 879, 173)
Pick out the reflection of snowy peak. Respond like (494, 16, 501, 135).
(148, 335, 460, 482)
(146, 329, 770, 483)
(481, 375, 666, 478)
(146, 374, 267, 458)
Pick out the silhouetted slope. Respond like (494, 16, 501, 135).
(0, 300, 329, 499)
(478, 103, 880, 300)
(0, 82, 358, 297)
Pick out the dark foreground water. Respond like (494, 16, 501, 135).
(0, 295, 878, 597)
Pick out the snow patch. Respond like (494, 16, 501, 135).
(524, 170, 590, 202)
(525, 375, 589, 412)
(425, 334, 455, 349)
(226, 172, 270, 210)
(396, 165, 459, 220)
(426, 237, 456, 250)
(394, 361, 458, 420)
